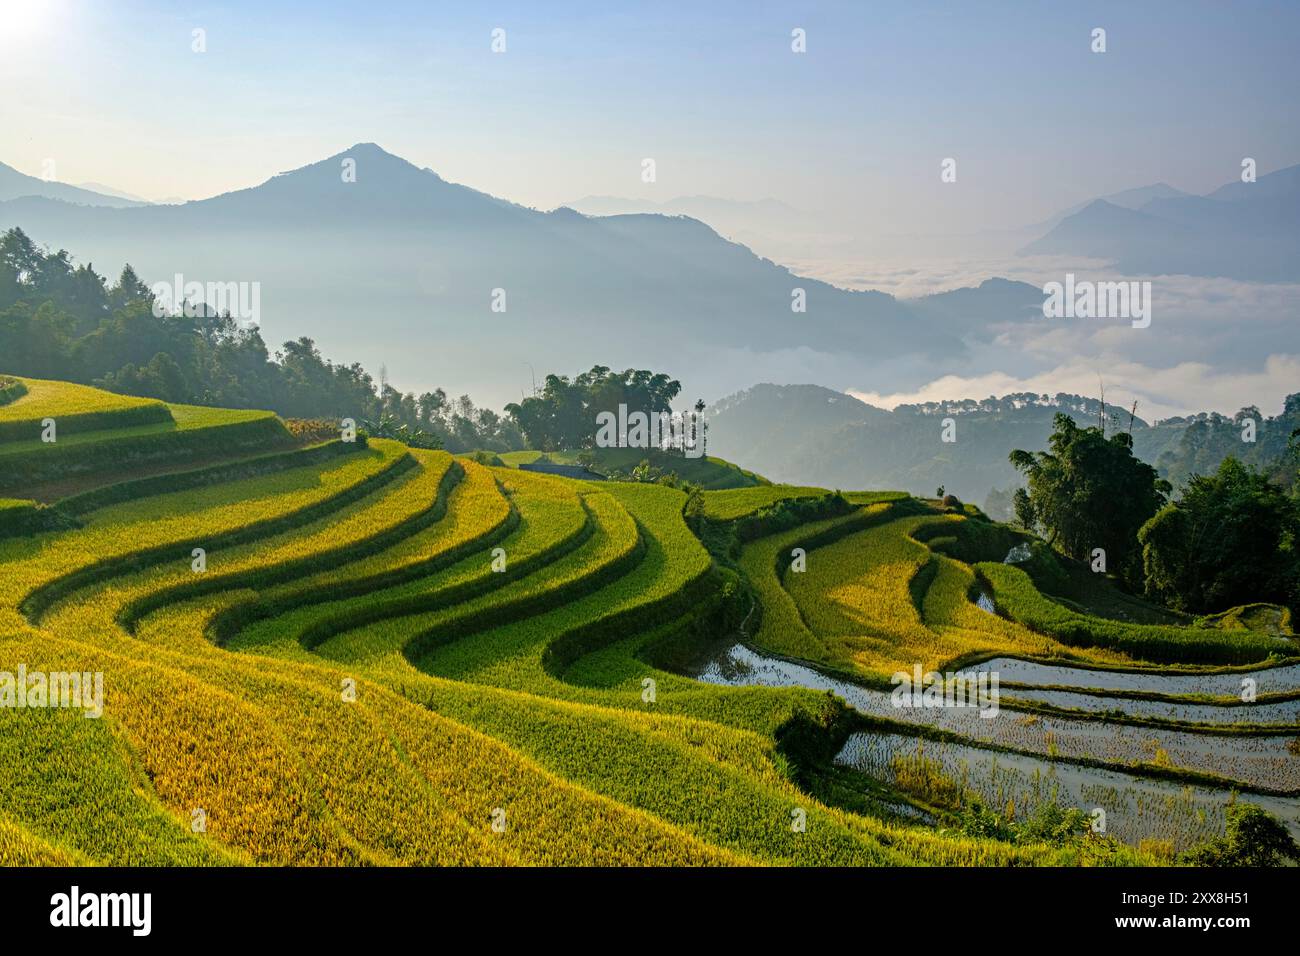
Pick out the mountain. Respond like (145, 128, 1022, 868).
(73, 182, 187, 205)
(903, 277, 1043, 340)
(74, 182, 152, 203)
(0, 161, 146, 208)
(1021, 164, 1300, 281)
(0, 143, 1039, 406)
(703, 384, 890, 480)
(1032, 182, 1192, 230)
(565, 194, 803, 219)
(705, 385, 1299, 505)
(563, 194, 819, 239)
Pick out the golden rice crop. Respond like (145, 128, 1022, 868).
(0, 395, 1208, 867)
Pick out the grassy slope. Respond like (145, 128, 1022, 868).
(501, 447, 767, 489)
(8, 386, 1265, 865)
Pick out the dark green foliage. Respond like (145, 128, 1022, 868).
(735, 492, 855, 544)
(1139, 457, 1299, 614)
(0, 375, 27, 405)
(504, 365, 683, 451)
(1010, 413, 1170, 586)
(604, 458, 684, 486)
(1157, 397, 1300, 493)
(913, 516, 1033, 565)
(466, 450, 505, 467)
(1182, 803, 1300, 867)
(0, 229, 520, 453)
(0, 498, 75, 539)
(957, 800, 1095, 847)
(360, 411, 444, 450)
(1012, 486, 1035, 531)
(977, 562, 1290, 664)
(772, 694, 859, 790)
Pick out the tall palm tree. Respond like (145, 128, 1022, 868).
(693, 399, 707, 456)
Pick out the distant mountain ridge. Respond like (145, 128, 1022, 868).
(1021, 164, 1300, 281)
(0, 161, 146, 208)
(0, 143, 1047, 406)
(705, 383, 1299, 505)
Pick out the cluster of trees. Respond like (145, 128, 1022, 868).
(1010, 413, 1299, 616)
(1155, 399, 1300, 492)
(1010, 415, 1171, 586)
(0, 228, 521, 452)
(899, 392, 1133, 421)
(1140, 457, 1299, 613)
(504, 365, 695, 451)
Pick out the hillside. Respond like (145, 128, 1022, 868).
(0, 144, 1047, 407)
(0, 161, 146, 208)
(705, 384, 1300, 506)
(499, 447, 768, 490)
(1020, 164, 1300, 282)
(1, 378, 1295, 865)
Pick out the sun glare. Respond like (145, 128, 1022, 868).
(1, 0, 57, 45)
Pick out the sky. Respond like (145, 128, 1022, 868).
(2, 0, 1298, 419)
(4, 0, 1299, 232)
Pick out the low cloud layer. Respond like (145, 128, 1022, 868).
(849, 353, 1300, 422)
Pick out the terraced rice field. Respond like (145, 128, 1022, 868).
(0, 377, 171, 440)
(2, 387, 1295, 864)
(835, 732, 1300, 851)
(0, 378, 290, 503)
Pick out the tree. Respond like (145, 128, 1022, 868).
(1139, 457, 1299, 613)
(0, 228, 525, 454)
(1012, 487, 1036, 531)
(1009, 413, 1170, 584)
(1183, 803, 1300, 867)
(504, 365, 682, 450)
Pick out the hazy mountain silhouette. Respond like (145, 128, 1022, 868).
(0, 143, 1049, 403)
(1030, 182, 1192, 231)
(564, 194, 820, 241)
(704, 383, 1281, 504)
(0, 161, 146, 208)
(905, 277, 1043, 340)
(1021, 164, 1300, 281)
(74, 181, 187, 205)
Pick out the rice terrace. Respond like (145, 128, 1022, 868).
(2, 0, 1299, 940)
(1, 372, 1296, 870)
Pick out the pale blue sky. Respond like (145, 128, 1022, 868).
(3, 0, 1298, 230)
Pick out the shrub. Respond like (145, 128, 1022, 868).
(0, 498, 74, 538)
(1182, 803, 1300, 867)
(282, 418, 342, 443)
(0, 376, 27, 406)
